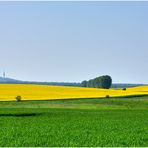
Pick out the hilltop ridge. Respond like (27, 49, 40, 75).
(0, 77, 21, 83)
(0, 76, 145, 88)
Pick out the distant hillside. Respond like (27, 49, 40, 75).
(0, 77, 145, 88)
(0, 77, 22, 83)
(0, 77, 80, 86)
(111, 83, 145, 88)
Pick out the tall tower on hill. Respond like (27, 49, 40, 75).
(3, 71, 5, 78)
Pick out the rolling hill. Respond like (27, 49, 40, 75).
(0, 76, 145, 88)
(0, 77, 22, 83)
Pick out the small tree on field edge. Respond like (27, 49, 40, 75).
(106, 95, 110, 98)
(16, 95, 22, 102)
(123, 88, 126, 91)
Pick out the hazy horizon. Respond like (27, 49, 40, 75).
(0, 1, 148, 83)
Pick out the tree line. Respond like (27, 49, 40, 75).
(81, 75, 112, 89)
(0, 75, 112, 89)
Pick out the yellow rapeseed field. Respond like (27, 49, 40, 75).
(0, 84, 148, 101)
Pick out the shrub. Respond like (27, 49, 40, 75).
(123, 88, 126, 91)
(106, 95, 110, 98)
(16, 95, 22, 102)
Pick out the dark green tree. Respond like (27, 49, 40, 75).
(81, 75, 112, 89)
(81, 80, 87, 87)
(99, 75, 112, 89)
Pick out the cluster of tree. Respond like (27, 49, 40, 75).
(81, 75, 112, 89)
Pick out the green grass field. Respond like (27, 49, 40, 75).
(0, 97, 148, 147)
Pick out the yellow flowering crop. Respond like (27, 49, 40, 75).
(0, 84, 148, 101)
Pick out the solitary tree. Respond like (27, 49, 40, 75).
(15, 95, 22, 102)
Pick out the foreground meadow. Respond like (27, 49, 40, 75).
(0, 97, 148, 147)
(0, 84, 148, 101)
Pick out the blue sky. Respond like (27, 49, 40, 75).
(0, 1, 148, 83)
